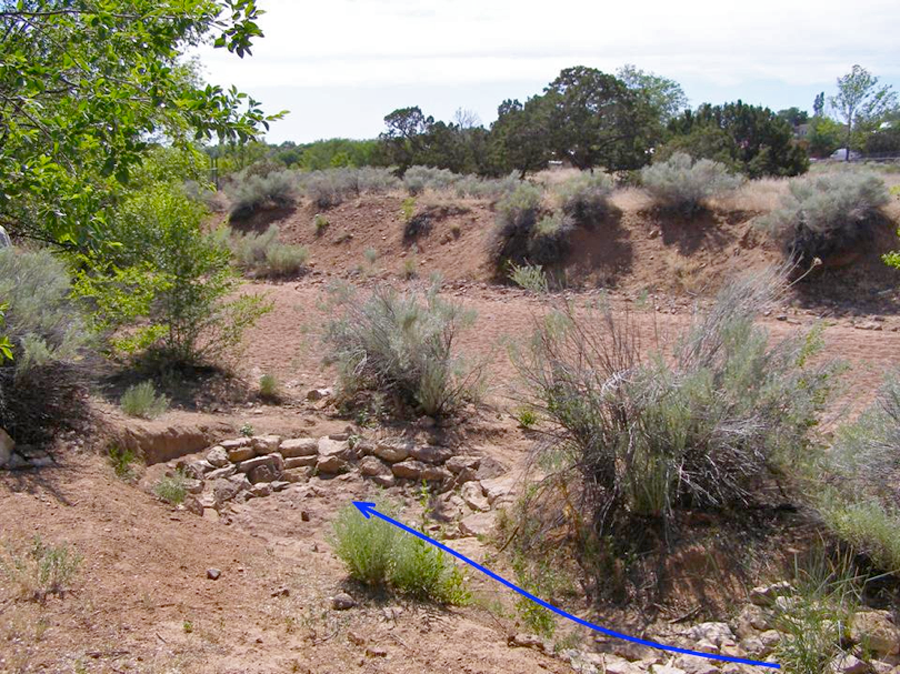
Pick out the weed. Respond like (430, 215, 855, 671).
(514, 408, 538, 429)
(240, 422, 254, 437)
(183, 620, 194, 634)
(364, 247, 378, 264)
(0, 536, 82, 602)
(153, 473, 188, 505)
(120, 381, 169, 420)
(314, 214, 329, 236)
(400, 196, 416, 223)
(259, 373, 279, 400)
(108, 445, 139, 481)
(402, 254, 418, 280)
(508, 263, 549, 294)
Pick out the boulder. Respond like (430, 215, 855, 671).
(179, 459, 214, 480)
(220, 438, 251, 450)
(251, 435, 281, 455)
(830, 654, 869, 674)
(280, 437, 318, 457)
(306, 387, 332, 401)
(408, 444, 453, 464)
(206, 446, 229, 468)
(359, 456, 391, 478)
(250, 483, 272, 498)
(371, 474, 396, 488)
(283, 467, 311, 483)
(316, 455, 348, 475)
(0, 427, 14, 468)
(331, 592, 356, 610)
(373, 441, 411, 463)
(211, 478, 243, 504)
(249, 464, 277, 484)
(226, 446, 254, 463)
(852, 611, 900, 657)
(731, 604, 772, 638)
(480, 475, 516, 505)
(184, 478, 204, 495)
(391, 460, 426, 480)
(421, 465, 452, 482)
(687, 623, 736, 649)
(284, 455, 317, 470)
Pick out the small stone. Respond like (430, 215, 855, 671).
(206, 568, 221, 580)
(249, 464, 277, 484)
(280, 438, 318, 457)
(774, 596, 798, 612)
(421, 465, 452, 482)
(318, 437, 351, 460)
(856, 321, 883, 331)
(271, 587, 290, 598)
(673, 655, 721, 674)
(732, 604, 772, 638)
(250, 483, 272, 498)
(283, 467, 311, 483)
(184, 478, 204, 495)
(391, 460, 425, 480)
(371, 474, 396, 488)
(206, 446, 229, 468)
(202, 507, 219, 522)
(211, 478, 243, 504)
(316, 455, 349, 474)
(749, 581, 793, 607)
(328, 432, 350, 441)
(271, 481, 290, 492)
(284, 455, 317, 469)
(331, 592, 356, 610)
(508, 633, 544, 651)
(687, 623, 736, 648)
(348, 631, 366, 646)
(830, 654, 870, 674)
(301, 510, 310, 522)
(373, 441, 411, 463)
(650, 665, 686, 674)
(181, 460, 214, 480)
(183, 495, 204, 516)
(365, 646, 388, 658)
(480, 476, 516, 505)
(206, 465, 237, 481)
(359, 455, 391, 477)
(306, 387, 332, 401)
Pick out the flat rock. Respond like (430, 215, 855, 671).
(373, 441, 412, 463)
(749, 581, 793, 607)
(226, 446, 254, 462)
(318, 437, 351, 460)
(271, 481, 290, 492)
(284, 455, 317, 469)
(421, 465, 452, 482)
(206, 465, 237, 481)
(446, 455, 480, 474)
(391, 460, 426, 480)
(251, 435, 281, 455)
(687, 623, 736, 648)
(508, 633, 545, 651)
(280, 437, 318, 457)
(249, 464, 277, 484)
(250, 483, 273, 498)
(237, 455, 278, 474)
(830, 654, 869, 674)
(181, 459, 214, 480)
(480, 475, 516, 505)
(408, 444, 454, 464)
(371, 474, 396, 488)
(220, 438, 251, 450)
(459, 512, 494, 537)
(206, 446, 229, 468)
(283, 467, 311, 483)
(461, 481, 490, 511)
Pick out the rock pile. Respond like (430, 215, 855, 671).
(172, 432, 504, 519)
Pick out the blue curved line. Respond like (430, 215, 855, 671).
(352, 501, 780, 669)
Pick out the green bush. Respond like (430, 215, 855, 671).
(556, 172, 615, 229)
(324, 282, 481, 417)
(489, 182, 545, 269)
(330, 502, 469, 604)
(227, 169, 297, 221)
(0, 536, 82, 602)
(259, 373, 279, 400)
(761, 170, 889, 262)
(75, 183, 271, 366)
(108, 445, 139, 481)
(153, 473, 188, 505)
(516, 268, 837, 536)
(230, 225, 310, 278)
(120, 381, 169, 420)
(0, 249, 93, 444)
(313, 213, 330, 235)
(641, 152, 744, 213)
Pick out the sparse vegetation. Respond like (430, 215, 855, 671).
(762, 170, 889, 262)
(230, 225, 309, 278)
(400, 196, 416, 223)
(489, 182, 544, 269)
(364, 247, 378, 264)
(556, 172, 615, 228)
(120, 381, 169, 419)
(153, 473, 188, 505)
(227, 169, 297, 221)
(108, 445, 139, 481)
(324, 282, 482, 417)
(641, 152, 744, 213)
(331, 501, 469, 604)
(0, 536, 82, 602)
(403, 166, 459, 195)
(511, 269, 838, 592)
(259, 373, 280, 400)
(314, 214, 330, 236)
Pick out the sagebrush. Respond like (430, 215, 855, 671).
(227, 169, 297, 221)
(323, 282, 482, 417)
(641, 152, 743, 213)
(556, 172, 615, 229)
(230, 225, 309, 278)
(120, 381, 169, 419)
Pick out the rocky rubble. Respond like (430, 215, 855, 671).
(169, 431, 513, 528)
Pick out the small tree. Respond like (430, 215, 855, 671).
(830, 65, 898, 161)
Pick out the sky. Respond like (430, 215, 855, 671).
(198, 0, 900, 145)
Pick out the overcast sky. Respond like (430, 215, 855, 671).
(198, 0, 900, 144)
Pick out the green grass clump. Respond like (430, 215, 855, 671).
(259, 373, 280, 400)
(120, 381, 169, 420)
(330, 502, 470, 605)
(0, 536, 83, 602)
(153, 473, 188, 505)
(108, 445, 139, 481)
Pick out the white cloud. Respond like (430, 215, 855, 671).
(196, 0, 900, 141)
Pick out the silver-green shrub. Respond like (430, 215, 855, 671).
(120, 381, 169, 419)
(761, 170, 889, 261)
(323, 282, 481, 417)
(641, 152, 743, 213)
(403, 166, 461, 195)
(556, 172, 615, 229)
(227, 169, 297, 220)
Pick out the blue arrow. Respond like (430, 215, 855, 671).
(352, 501, 780, 669)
